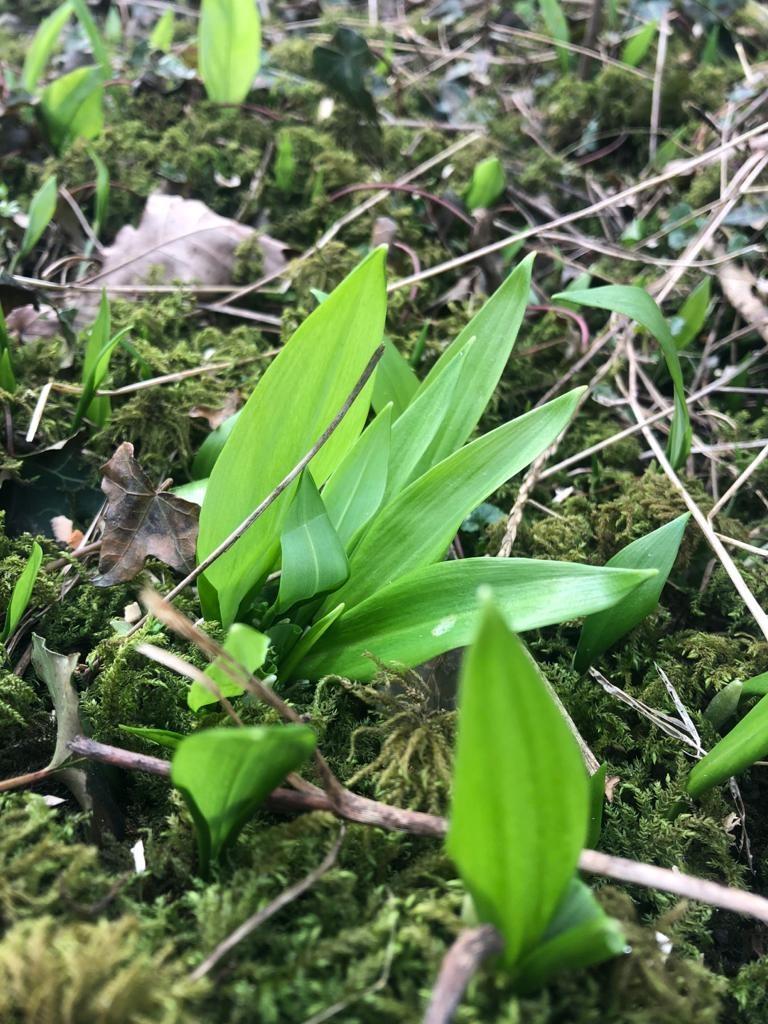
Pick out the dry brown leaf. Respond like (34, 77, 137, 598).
(78, 193, 288, 321)
(95, 441, 199, 587)
(717, 256, 768, 343)
(188, 390, 241, 429)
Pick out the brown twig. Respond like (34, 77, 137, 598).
(64, 736, 768, 924)
(423, 925, 505, 1024)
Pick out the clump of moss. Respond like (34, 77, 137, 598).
(0, 795, 109, 927)
(0, 913, 200, 1024)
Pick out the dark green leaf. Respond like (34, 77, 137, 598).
(514, 879, 625, 991)
(19, 176, 58, 261)
(313, 27, 378, 121)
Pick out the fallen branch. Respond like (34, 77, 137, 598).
(423, 925, 505, 1024)
(65, 736, 768, 925)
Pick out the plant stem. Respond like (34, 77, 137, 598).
(65, 736, 768, 924)
(423, 925, 505, 1024)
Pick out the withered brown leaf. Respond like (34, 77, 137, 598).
(95, 442, 199, 587)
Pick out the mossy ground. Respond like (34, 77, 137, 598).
(2, 4, 768, 1022)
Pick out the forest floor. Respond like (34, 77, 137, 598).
(1, 1, 768, 1022)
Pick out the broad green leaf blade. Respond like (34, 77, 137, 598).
(327, 387, 585, 612)
(574, 513, 689, 671)
(621, 21, 657, 66)
(40, 65, 104, 152)
(199, 0, 261, 104)
(448, 601, 588, 966)
(276, 471, 349, 612)
(670, 277, 711, 350)
(538, 0, 571, 71)
(322, 405, 391, 547)
(514, 879, 625, 991)
(188, 622, 270, 712)
(553, 285, 691, 468)
(19, 176, 58, 261)
(384, 338, 471, 499)
(149, 10, 175, 51)
(297, 558, 654, 681)
(192, 410, 240, 479)
(70, 0, 110, 74)
(2, 542, 43, 643)
(22, 0, 74, 92)
(171, 725, 315, 873)
(198, 247, 387, 625)
(120, 725, 184, 750)
(414, 254, 534, 464)
(465, 156, 506, 211)
(312, 27, 378, 121)
(172, 478, 208, 506)
(688, 695, 768, 798)
(742, 671, 768, 698)
(371, 338, 419, 420)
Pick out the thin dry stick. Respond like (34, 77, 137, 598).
(64, 736, 768, 924)
(648, 13, 670, 163)
(160, 343, 384, 605)
(622, 349, 768, 642)
(387, 121, 768, 293)
(423, 925, 505, 1024)
(709, 442, 768, 519)
(189, 828, 345, 982)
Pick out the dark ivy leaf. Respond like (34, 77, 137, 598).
(312, 28, 378, 122)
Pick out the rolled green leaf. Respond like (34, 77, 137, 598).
(574, 513, 689, 672)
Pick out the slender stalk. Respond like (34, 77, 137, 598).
(423, 925, 505, 1024)
(65, 736, 768, 924)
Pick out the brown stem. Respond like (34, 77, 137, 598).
(0, 765, 54, 793)
(64, 736, 768, 925)
(423, 925, 505, 1024)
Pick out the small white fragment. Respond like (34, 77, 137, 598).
(124, 601, 142, 624)
(655, 931, 673, 958)
(317, 97, 335, 122)
(42, 795, 66, 807)
(431, 616, 457, 638)
(130, 839, 146, 874)
(553, 486, 574, 505)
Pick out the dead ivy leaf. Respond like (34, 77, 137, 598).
(189, 390, 241, 429)
(30, 634, 90, 811)
(95, 441, 199, 586)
